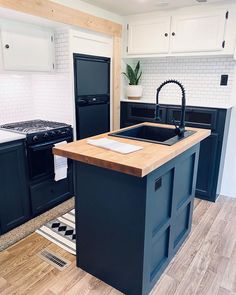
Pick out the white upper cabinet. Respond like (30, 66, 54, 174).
(126, 9, 230, 56)
(170, 10, 227, 53)
(127, 17, 171, 54)
(0, 21, 55, 72)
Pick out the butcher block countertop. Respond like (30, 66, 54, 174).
(53, 123, 210, 177)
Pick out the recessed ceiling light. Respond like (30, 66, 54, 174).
(196, 0, 207, 2)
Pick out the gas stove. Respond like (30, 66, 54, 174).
(0, 119, 73, 145)
(0, 119, 74, 213)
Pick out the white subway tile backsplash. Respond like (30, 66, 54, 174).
(32, 73, 73, 125)
(0, 74, 35, 124)
(130, 56, 236, 106)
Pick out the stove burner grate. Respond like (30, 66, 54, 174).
(0, 120, 70, 134)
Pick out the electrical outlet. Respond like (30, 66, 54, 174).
(220, 75, 228, 86)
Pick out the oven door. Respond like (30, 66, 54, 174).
(27, 137, 72, 181)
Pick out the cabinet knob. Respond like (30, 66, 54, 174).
(172, 32, 176, 36)
(164, 33, 168, 37)
(5, 44, 9, 49)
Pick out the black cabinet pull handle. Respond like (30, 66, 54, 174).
(172, 32, 176, 36)
(164, 33, 168, 37)
(5, 44, 9, 49)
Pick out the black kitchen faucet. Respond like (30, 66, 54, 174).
(155, 79, 186, 137)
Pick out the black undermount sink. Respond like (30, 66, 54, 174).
(109, 124, 195, 146)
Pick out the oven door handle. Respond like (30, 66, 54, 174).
(28, 137, 72, 151)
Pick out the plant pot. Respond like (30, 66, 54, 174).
(126, 85, 143, 100)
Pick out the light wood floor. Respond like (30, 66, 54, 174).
(0, 196, 236, 295)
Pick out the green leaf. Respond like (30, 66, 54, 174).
(136, 71, 142, 85)
(121, 72, 129, 79)
(127, 64, 136, 85)
(121, 61, 142, 85)
(134, 61, 140, 78)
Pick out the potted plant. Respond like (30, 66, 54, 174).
(122, 61, 143, 100)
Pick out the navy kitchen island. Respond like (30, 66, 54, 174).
(53, 123, 210, 295)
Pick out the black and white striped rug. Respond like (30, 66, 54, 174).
(36, 209, 76, 255)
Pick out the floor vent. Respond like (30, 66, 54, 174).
(37, 249, 71, 271)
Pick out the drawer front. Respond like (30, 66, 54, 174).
(166, 107, 217, 130)
(30, 171, 73, 216)
(127, 103, 166, 124)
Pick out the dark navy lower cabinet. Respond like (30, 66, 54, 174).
(166, 106, 230, 202)
(0, 139, 74, 235)
(120, 102, 231, 202)
(0, 140, 30, 235)
(120, 102, 166, 127)
(74, 144, 200, 295)
(195, 133, 219, 201)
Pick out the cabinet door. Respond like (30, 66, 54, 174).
(127, 17, 171, 55)
(166, 106, 222, 202)
(196, 133, 219, 201)
(0, 141, 30, 234)
(120, 102, 166, 128)
(30, 170, 73, 216)
(1, 22, 55, 71)
(166, 107, 217, 130)
(170, 10, 227, 53)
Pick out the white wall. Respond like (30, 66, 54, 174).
(220, 65, 236, 198)
(0, 74, 34, 124)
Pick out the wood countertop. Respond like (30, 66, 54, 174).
(53, 123, 210, 177)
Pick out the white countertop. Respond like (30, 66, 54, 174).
(120, 98, 234, 109)
(0, 130, 26, 144)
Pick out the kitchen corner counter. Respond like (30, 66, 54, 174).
(0, 130, 26, 144)
(53, 123, 210, 177)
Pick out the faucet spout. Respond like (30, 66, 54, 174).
(155, 79, 186, 137)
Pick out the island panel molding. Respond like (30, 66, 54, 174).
(53, 123, 211, 177)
